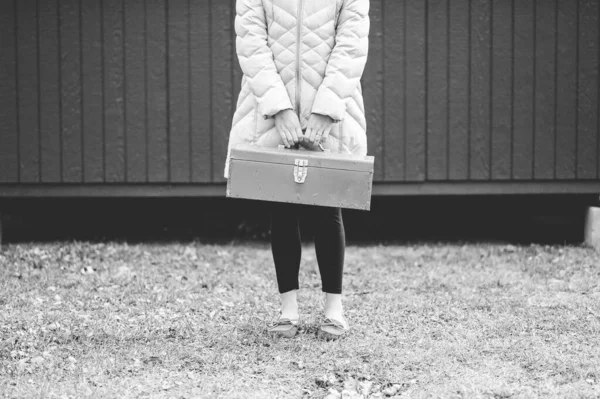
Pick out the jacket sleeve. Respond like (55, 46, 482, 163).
(311, 0, 370, 122)
(235, 0, 293, 119)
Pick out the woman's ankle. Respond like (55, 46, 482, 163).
(323, 293, 344, 320)
(280, 289, 299, 319)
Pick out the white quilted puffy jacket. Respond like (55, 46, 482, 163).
(225, 0, 370, 177)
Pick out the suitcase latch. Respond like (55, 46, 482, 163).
(294, 159, 308, 183)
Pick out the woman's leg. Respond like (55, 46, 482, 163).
(270, 202, 302, 319)
(310, 206, 347, 325)
(311, 206, 345, 294)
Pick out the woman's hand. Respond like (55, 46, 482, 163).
(274, 109, 302, 148)
(306, 113, 334, 144)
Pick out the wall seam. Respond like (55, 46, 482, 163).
(424, 0, 428, 181)
(144, 0, 149, 183)
(489, 0, 493, 181)
(510, 0, 515, 179)
(101, 0, 106, 183)
(403, 0, 406, 181)
(165, 0, 171, 182)
(36, 0, 41, 182)
(58, 0, 64, 183)
(188, 0, 193, 182)
(531, 0, 539, 180)
(446, 0, 450, 180)
(553, 0, 558, 179)
(574, 0, 580, 179)
(467, 0, 472, 180)
(80, 0, 85, 182)
(381, 0, 386, 180)
(122, 0, 128, 182)
(209, 0, 214, 181)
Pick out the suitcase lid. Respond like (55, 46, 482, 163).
(230, 143, 374, 173)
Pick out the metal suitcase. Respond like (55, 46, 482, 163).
(226, 143, 374, 210)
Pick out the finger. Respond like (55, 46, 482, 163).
(314, 128, 323, 144)
(306, 128, 315, 143)
(312, 128, 320, 143)
(279, 128, 290, 147)
(322, 125, 332, 142)
(284, 129, 294, 147)
(296, 127, 304, 143)
(289, 126, 299, 143)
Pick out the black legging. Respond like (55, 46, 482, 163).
(270, 202, 345, 294)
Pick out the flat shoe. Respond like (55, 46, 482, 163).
(318, 316, 349, 340)
(267, 315, 299, 338)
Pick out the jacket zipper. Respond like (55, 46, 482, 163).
(296, 0, 303, 121)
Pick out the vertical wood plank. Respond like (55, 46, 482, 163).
(190, 0, 212, 182)
(426, 0, 448, 181)
(124, 0, 147, 182)
(81, 1, 104, 182)
(491, 0, 512, 180)
(39, 0, 61, 183)
(231, 0, 243, 181)
(146, 0, 168, 182)
(555, 0, 578, 179)
(211, 0, 232, 183)
(168, 0, 191, 182)
(534, 0, 556, 179)
(512, 0, 535, 180)
(576, 0, 598, 179)
(448, 0, 470, 180)
(0, 0, 18, 183)
(405, 0, 427, 181)
(17, 0, 40, 183)
(59, 0, 83, 182)
(231, 0, 243, 115)
(363, 0, 384, 180)
(470, 0, 492, 180)
(103, 0, 125, 182)
(383, 0, 405, 181)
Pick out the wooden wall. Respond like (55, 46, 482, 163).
(0, 0, 599, 193)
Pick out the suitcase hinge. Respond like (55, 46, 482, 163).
(294, 159, 308, 183)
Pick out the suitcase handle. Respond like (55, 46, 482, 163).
(278, 143, 330, 153)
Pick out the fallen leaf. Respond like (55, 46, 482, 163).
(382, 385, 400, 396)
(341, 389, 361, 399)
(316, 375, 333, 388)
(343, 378, 357, 391)
(358, 381, 373, 395)
(183, 247, 198, 260)
(80, 266, 95, 275)
(324, 388, 341, 399)
(292, 360, 305, 369)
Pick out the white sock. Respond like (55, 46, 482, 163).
(280, 290, 299, 320)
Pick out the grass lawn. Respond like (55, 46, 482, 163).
(1, 240, 600, 398)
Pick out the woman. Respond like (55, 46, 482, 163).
(226, 0, 370, 339)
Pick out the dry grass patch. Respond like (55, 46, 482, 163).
(1, 241, 599, 398)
